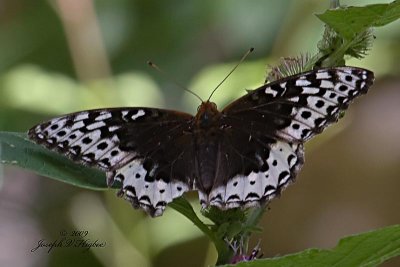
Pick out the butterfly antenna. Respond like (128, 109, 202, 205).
(207, 47, 254, 102)
(147, 61, 203, 103)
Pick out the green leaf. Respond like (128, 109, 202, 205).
(220, 225, 400, 267)
(0, 131, 110, 189)
(317, 1, 400, 40)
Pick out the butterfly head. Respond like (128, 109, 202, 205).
(195, 101, 221, 129)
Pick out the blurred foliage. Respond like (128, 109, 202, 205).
(0, 0, 399, 267)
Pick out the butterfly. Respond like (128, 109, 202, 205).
(28, 66, 374, 217)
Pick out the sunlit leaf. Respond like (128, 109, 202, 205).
(0, 131, 109, 190)
(220, 225, 400, 267)
(317, 1, 400, 40)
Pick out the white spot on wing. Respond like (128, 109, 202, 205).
(74, 113, 89, 121)
(131, 110, 145, 120)
(302, 87, 320, 94)
(296, 79, 311, 86)
(316, 71, 331, 79)
(95, 111, 112, 121)
(71, 121, 85, 130)
(86, 121, 106, 130)
(265, 87, 278, 97)
(320, 80, 334, 89)
(109, 126, 121, 132)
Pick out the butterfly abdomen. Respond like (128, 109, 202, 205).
(192, 101, 224, 195)
(194, 131, 222, 193)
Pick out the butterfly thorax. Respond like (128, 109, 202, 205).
(194, 101, 221, 129)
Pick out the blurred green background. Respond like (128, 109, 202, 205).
(0, 0, 399, 266)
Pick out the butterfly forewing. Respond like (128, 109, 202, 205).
(223, 67, 374, 142)
(29, 107, 195, 216)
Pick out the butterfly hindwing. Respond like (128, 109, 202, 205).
(29, 107, 195, 216)
(201, 140, 304, 209)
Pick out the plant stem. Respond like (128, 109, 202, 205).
(169, 198, 233, 264)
